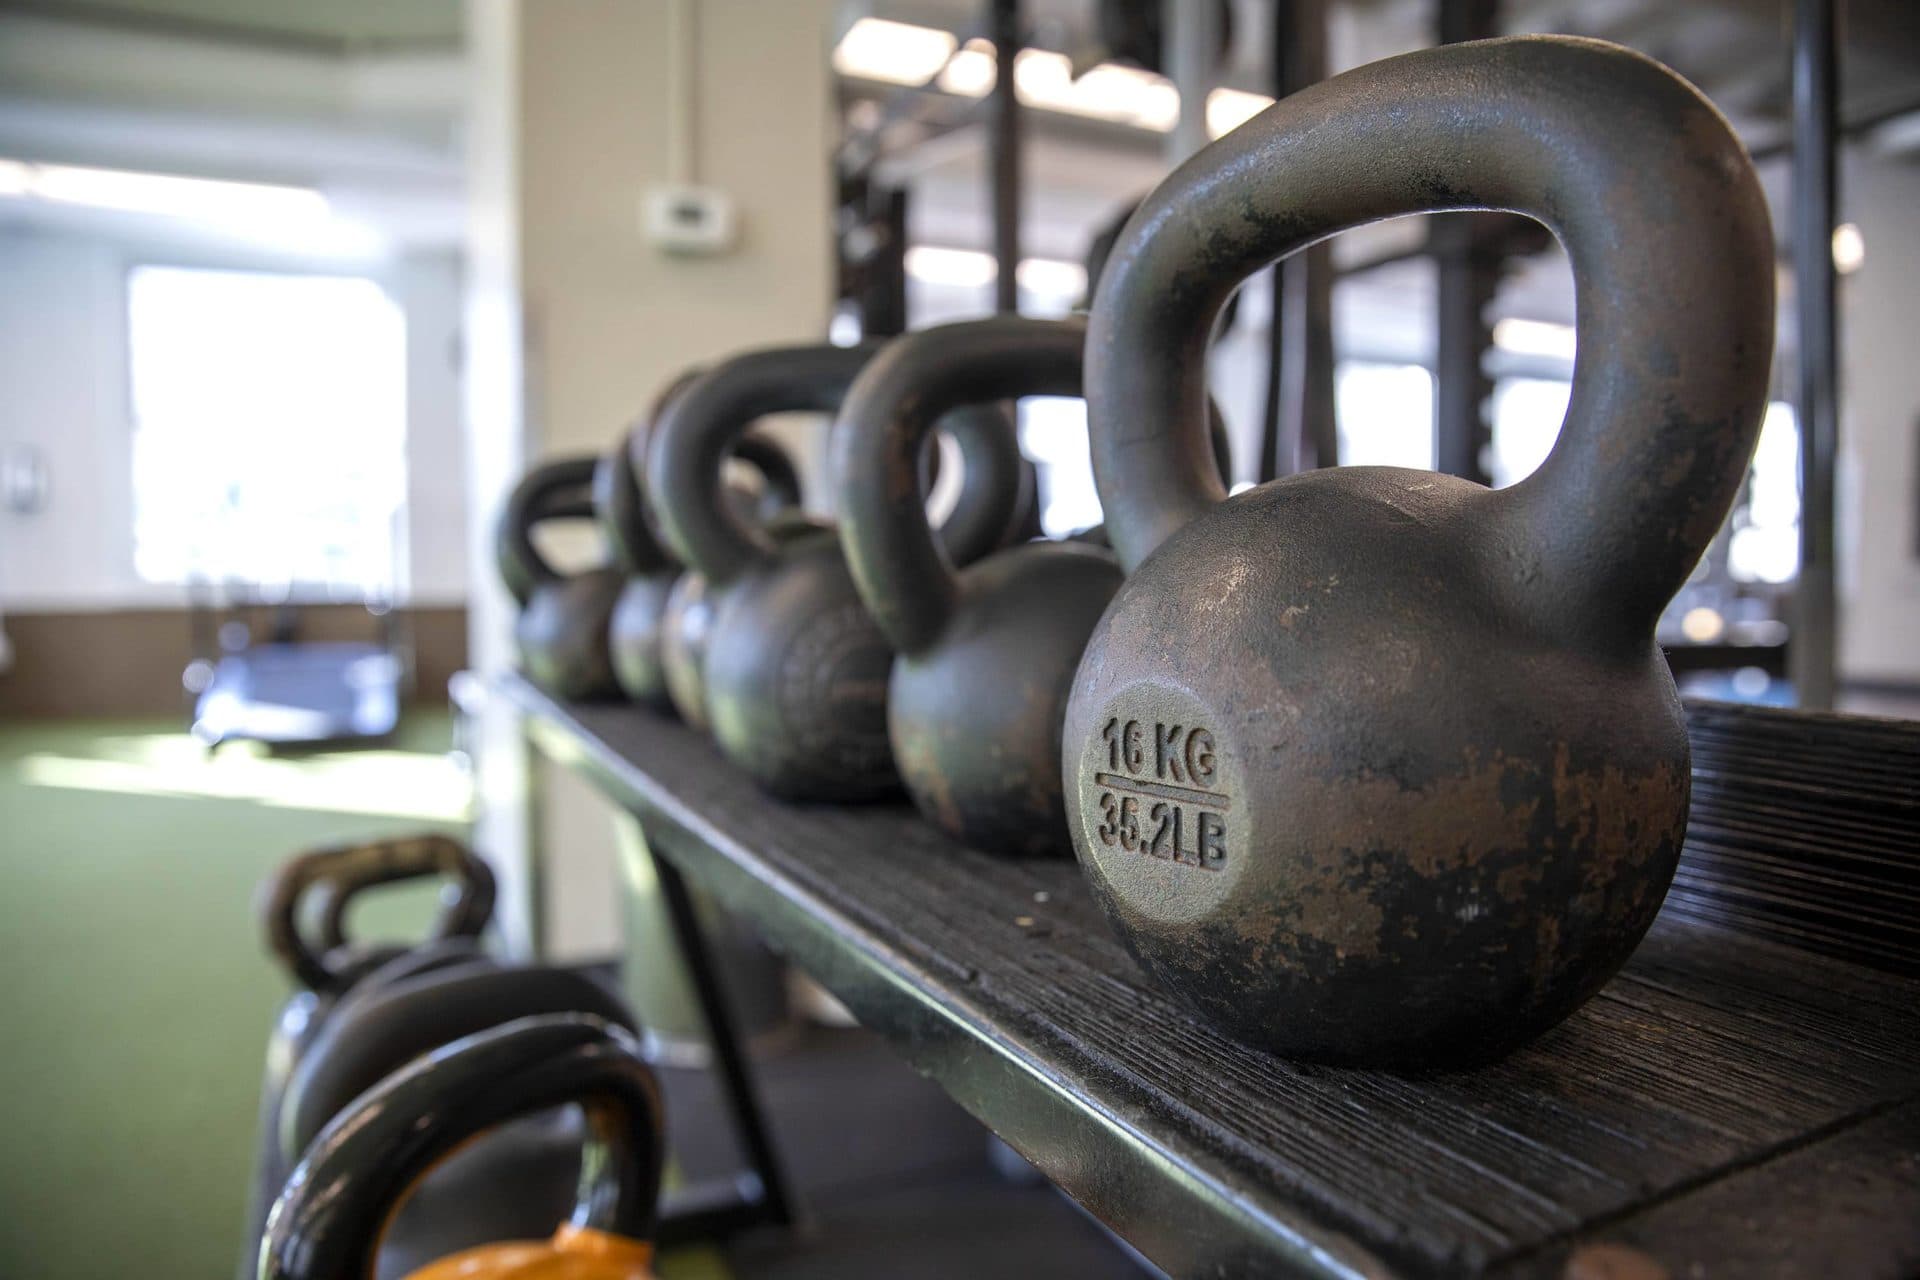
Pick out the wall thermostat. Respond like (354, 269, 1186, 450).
(643, 184, 739, 256)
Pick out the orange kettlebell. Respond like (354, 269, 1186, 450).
(257, 1014, 664, 1279)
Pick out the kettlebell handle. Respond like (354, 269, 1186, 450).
(262, 836, 496, 994)
(1089, 35, 1773, 640)
(647, 343, 881, 584)
(596, 370, 721, 576)
(257, 1014, 664, 1280)
(595, 442, 674, 576)
(498, 456, 601, 607)
(834, 316, 1085, 652)
(730, 432, 806, 511)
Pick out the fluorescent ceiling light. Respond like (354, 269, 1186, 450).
(1207, 87, 1275, 138)
(837, 20, 1269, 139)
(904, 245, 997, 288)
(1492, 317, 1577, 362)
(0, 158, 329, 228)
(937, 38, 996, 96)
(1015, 256, 1089, 298)
(833, 17, 957, 86)
(906, 246, 1086, 299)
(1832, 222, 1864, 274)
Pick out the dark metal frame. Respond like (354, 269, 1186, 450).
(649, 852, 797, 1243)
(506, 676, 1920, 1279)
(520, 732, 798, 1248)
(989, 0, 1023, 315)
(1791, 0, 1840, 710)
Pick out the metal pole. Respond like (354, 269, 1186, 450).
(989, 0, 1022, 314)
(1432, 0, 1501, 485)
(1166, 0, 1219, 163)
(1792, 0, 1839, 709)
(1264, 0, 1334, 477)
(651, 850, 797, 1229)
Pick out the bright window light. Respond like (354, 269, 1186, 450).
(127, 267, 408, 593)
(1728, 401, 1801, 584)
(1335, 363, 1435, 470)
(1490, 377, 1570, 487)
(0, 158, 29, 196)
(832, 17, 957, 86)
(1492, 317, 1577, 362)
(1019, 397, 1101, 537)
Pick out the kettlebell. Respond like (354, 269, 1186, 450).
(596, 393, 807, 712)
(241, 837, 495, 1279)
(262, 834, 494, 995)
(258, 1014, 664, 1280)
(272, 958, 638, 1280)
(498, 456, 625, 702)
(833, 316, 1121, 856)
(645, 343, 1024, 798)
(659, 510, 832, 732)
(1065, 36, 1773, 1067)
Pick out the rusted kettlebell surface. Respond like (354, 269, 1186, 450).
(1066, 36, 1774, 1067)
(645, 343, 1025, 800)
(498, 456, 626, 703)
(833, 315, 1121, 857)
(599, 368, 809, 716)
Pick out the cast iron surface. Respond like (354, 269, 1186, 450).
(507, 673, 1920, 1280)
(832, 315, 1121, 857)
(499, 456, 625, 703)
(257, 1014, 665, 1280)
(645, 343, 1023, 800)
(1071, 36, 1775, 1067)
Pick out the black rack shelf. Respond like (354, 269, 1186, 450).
(504, 674, 1920, 1279)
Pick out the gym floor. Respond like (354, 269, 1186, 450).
(0, 714, 1136, 1279)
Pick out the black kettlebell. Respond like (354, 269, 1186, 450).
(1065, 36, 1773, 1067)
(646, 343, 1024, 798)
(596, 384, 806, 712)
(1063, 409, 1233, 547)
(658, 510, 831, 733)
(268, 958, 638, 1280)
(258, 1014, 664, 1280)
(834, 316, 1121, 856)
(241, 837, 495, 1279)
(498, 456, 624, 702)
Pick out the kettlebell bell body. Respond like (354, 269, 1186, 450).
(834, 316, 1121, 856)
(659, 511, 833, 732)
(258, 1014, 664, 1280)
(646, 344, 1024, 798)
(1066, 37, 1774, 1067)
(600, 367, 809, 713)
(499, 457, 625, 702)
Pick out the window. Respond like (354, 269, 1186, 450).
(1335, 362, 1435, 470)
(1489, 377, 1571, 489)
(1019, 396, 1099, 537)
(127, 266, 407, 594)
(1728, 401, 1801, 585)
